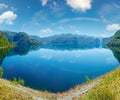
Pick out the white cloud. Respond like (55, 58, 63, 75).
(53, 17, 101, 25)
(53, 1, 57, 6)
(41, 0, 48, 6)
(87, 33, 113, 38)
(106, 24, 120, 31)
(40, 28, 54, 37)
(100, 16, 109, 22)
(27, 6, 30, 9)
(0, 3, 8, 9)
(113, 3, 120, 9)
(69, 25, 76, 29)
(66, 0, 92, 12)
(41, 28, 53, 33)
(10, 6, 17, 11)
(0, 11, 17, 25)
(75, 30, 81, 34)
(58, 26, 64, 30)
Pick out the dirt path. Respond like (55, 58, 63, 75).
(57, 80, 100, 100)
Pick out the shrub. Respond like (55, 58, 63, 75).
(85, 75, 91, 83)
(12, 77, 25, 86)
(18, 78, 24, 85)
(0, 67, 3, 78)
(12, 77, 17, 84)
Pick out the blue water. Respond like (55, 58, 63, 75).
(1, 47, 119, 92)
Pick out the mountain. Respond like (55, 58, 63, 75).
(102, 37, 111, 47)
(0, 31, 12, 49)
(1, 31, 42, 48)
(107, 30, 120, 46)
(2, 30, 17, 42)
(31, 33, 101, 49)
(13, 32, 42, 47)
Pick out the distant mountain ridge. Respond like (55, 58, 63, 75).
(31, 33, 110, 49)
(1, 30, 111, 50)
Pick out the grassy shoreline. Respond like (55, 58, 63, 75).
(0, 67, 120, 100)
(81, 67, 120, 100)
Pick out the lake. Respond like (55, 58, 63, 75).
(0, 46, 120, 92)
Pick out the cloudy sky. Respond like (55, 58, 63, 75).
(0, 0, 120, 37)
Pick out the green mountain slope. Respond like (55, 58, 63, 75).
(107, 30, 120, 46)
(13, 32, 42, 47)
(1, 30, 42, 47)
(1, 30, 17, 42)
(0, 31, 12, 48)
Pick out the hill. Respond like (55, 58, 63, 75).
(2, 31, 42, 50)
(13, 32, 42, 47)
(1, 30, 42, 48)
(107, 30, 120, 46)
(0, 31, 12, 49)
(2, 30, 17, 42)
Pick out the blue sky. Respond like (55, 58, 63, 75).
(0, 0, 120, 37)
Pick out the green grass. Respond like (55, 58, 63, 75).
(0, 79, 33, 100)
(81, 67, 120, 100)
(0, 78, 54, 100)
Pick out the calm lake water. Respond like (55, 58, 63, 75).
(0, 47, 120, 92)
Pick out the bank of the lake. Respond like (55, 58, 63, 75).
(0, 67, 120, 100)
(0, 78, 53, 100)
(80, 66, 120, 100)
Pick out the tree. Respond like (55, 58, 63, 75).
(85, 75, 91, 83)
(12, 77, 25, 85)
(0, 67, 3, 78)
(18, 78, 24, 85)
(12, 77, 17, 84)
